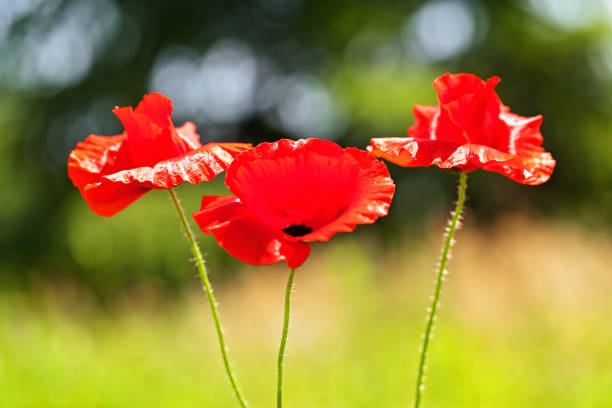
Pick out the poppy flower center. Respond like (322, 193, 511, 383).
(283, 224, 313, 237)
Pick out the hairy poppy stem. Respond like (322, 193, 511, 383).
(414, 172, 467, 408)
(168, 188, 248, 408)
(277, 267, 297, 408)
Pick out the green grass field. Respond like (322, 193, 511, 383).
(1, 216, 611, 407)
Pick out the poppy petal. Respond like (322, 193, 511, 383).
(225, 139, 394, 242)
(410, 104, 438, 140)
(142, 142, 253, 188)
(369, 137, 465, 168)
(134, 92, 173, 128)
(113, 106, 189, 167)
(67, 132, 148, 216)
(433, 73, 490, 104)
(435, 75, 503, 145)
(225, 139, 357, 230)
(69, 137, 249, 215)
(68, 92, 251, 217)
(483, 112, 555, 185)
(68, 133, 130, 188)
(92, 142, 252, 189)
(369, 137, 512, 170)
(195, 139, 394, 267)
(69, 131, 250, 216)
(481, 150, 555, 185)
(193, 196, 311, 268)
(371, 73, 555, 184)
(80, 182, 149, 217)
(369, 137, 554, 183)
(176, 122, 202, 151)
(300, 147, 395, 242)
(501, 112, 545, 150)
(77, 142, 250, 216)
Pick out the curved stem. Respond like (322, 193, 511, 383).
(414, 172, 467, 408)
(168, 188, 248, 408)
(277, 267, 297, 408)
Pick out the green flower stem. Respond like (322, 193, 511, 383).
(277, 267, 297, 408)
(168, 188, 248, 408)
(414, 172, 467, 408)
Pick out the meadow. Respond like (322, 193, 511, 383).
(1, 215, 610, 407)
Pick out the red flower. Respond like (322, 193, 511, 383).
(68, 93, 251, 216)
(192, 139, 396, 268)
(369, 73, 555, 185)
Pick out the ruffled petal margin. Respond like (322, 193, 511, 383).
(68, 134, 251, 216)
(371, 73, 555, 185)
(68, 133, 130, 189)
(433, 72, 489, 104)
(491, 112, 555, 184)
(134, 92, 174, 128)
(368, 137, 554, 184)
(113, 106, 197, 167)
(68, 133, 147, 216)
(226, 139, 358, 230)
(107, 142, 253, 189)
(225, 138, 395, 242)
(301, 147, 395, 242)
(193, 196, 311, 268)
(369, 137, 466, 169)
(80, 182, 150, 217)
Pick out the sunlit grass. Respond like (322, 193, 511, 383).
(1, 216, 611, 407)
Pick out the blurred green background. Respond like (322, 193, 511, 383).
(0, 0, 611, 406)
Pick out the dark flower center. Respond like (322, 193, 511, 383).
(283, 224, 313, 237)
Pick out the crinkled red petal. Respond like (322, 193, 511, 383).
(80, 182, 149, 217)
(369, 137, 554, 184)
(68, 130, 251, 216)
(225, 138, 395, 242)
(410, 104, 438, 140)
(68, 132, 148, 216)
(226, 139, 356, 230)
(373, 73, 555, 184)
(175, 122, 201, 151)
(486, 112, 555, 184)
(101, 142, 253, 189)
(68, 133, 130, 189)
(300, 147, 395, 242)
(445, 77, 502, 146)
(369, 137, 465, 168)
(192, 196, 311, 268)
(481, 150, 555, 185)
(134, 92, 174, 128)
(500, 112, 545, 150)
(434, 73, 491, 104)
(113, 106, 193, 167)
(430, 74, 504, 146)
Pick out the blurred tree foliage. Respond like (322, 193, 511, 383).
(0, 0, 610, 295)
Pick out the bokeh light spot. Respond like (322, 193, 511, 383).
(403, 0, 476, 62)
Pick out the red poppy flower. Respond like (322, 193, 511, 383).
(192, 139, 396, 268)
(369, 73, 555, 185)
(68, 93, 251, 216)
